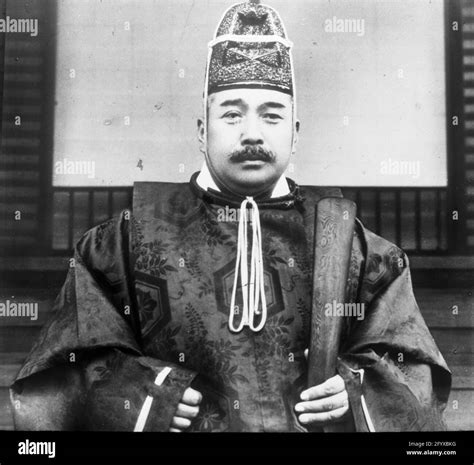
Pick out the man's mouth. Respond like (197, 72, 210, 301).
(229, 146, 275, 164)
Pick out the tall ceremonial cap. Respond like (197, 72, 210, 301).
(205, 0, 295, 97)
(203, 0, 297, 148)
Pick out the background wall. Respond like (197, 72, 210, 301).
(52, 0, 447, 187)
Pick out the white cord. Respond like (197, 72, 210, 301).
(229, 197, 267, 332)
(350, 368, 376, 432)
(360, 393, 376, 433)
(208, 34, 293, 49)
(133, 366, 172, 432)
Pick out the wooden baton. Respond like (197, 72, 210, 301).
(307, 197, 356, 432)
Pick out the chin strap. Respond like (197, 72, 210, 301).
(229, 196, 267, 333)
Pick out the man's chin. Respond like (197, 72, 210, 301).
(224, 172, 280, 197)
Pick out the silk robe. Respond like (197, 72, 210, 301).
(10, 174, 451, 432)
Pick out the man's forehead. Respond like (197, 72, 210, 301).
(208, 88, 292, 108)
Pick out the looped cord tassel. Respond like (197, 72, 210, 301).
(228, 197, 267, 333)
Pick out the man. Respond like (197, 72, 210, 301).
(11, 1, 450, 432)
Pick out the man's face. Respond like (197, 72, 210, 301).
(198, 88, 298, 197)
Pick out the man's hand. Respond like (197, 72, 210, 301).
(169, 387, 202, 432)
(294, 349, 350, 427)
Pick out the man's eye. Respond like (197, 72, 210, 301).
(263, 113, 282, 123)
(223, 112, 241, 121)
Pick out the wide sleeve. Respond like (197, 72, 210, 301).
(336, 223, 452, 432)
(10, 211, 197, 431)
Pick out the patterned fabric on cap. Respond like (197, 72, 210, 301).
(207, 2, 294, 95)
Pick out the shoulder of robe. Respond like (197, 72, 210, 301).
(355, 219, 408, 302)
(298, 184, 343, 205)
(74, 211, 134, 274)
(132, 181, 198, 222)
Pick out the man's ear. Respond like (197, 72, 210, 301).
(292, 119, 300, 155)
(197, 118, 206, 154)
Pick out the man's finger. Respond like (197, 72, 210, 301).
(300, 375, 345, 401)
(294, 390, 348, 414)
(297, 405, 348, 426)
(175, 402, 200, 419)
(304, 348, 308, 360)
(181, 387, 203, 406)
(170, 416, 192, 430)
(169, 427, 183, 433)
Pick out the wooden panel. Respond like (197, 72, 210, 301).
(52, 191, 71, 250)
(341, 189, 356, 204)
(72, 191, 90, 245)
(431, 329, 473, 355)
(461, 0, 474, 251)
(0, 327, 41, 352)
(0, 387, 14, 430)
(0, 236, 37, 247)
(380, 191, 396, 245)
(449, 363, 474, 389)
(0, 0, 5, 133)
(49, 188, 134, 253)
(0, 202, 38, 215)
(93, 191, 110, 226)
(0, 0, 56, 255)
(0, 363, 20, 387)
(355, 188, 446, 253)
(416, 288, 474, 328)
(359, 191, 377, 233)
(400, 191, 416, 251)
(420, 191, 438, 251)
(112, 191, 132, 216)
(444, 389, 474, 431)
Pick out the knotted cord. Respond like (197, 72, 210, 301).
(229, 196, 267, 332)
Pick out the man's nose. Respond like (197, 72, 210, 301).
(241, 117, 264, 145)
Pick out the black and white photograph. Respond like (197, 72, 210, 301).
(0, 0, 472, 463)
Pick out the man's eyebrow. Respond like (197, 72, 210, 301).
(219, 98, 246, 108)
(258, 102, 287, 110)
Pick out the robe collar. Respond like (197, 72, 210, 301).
(191, 164, 305, 210)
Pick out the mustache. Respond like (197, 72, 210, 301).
(229, 145, 275, 163)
